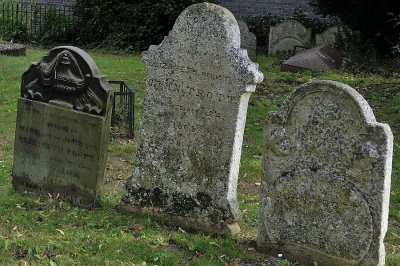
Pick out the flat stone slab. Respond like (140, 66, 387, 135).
(0, 43, 26, 56)
(281, 46, 342, 72)
(122, 3, 263, 235)
(258, 80, 393, 266)
(12, 46, 114, 206)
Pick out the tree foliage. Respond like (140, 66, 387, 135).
(310, 0, 400, 53)
(72, 0, 215, 51)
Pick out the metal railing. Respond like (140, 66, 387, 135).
(109, 80, 135, 139)
(0, 1, 73, 39)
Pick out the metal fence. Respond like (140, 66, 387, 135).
(109, 81, 135, 139)
(0, 1, 73, 39)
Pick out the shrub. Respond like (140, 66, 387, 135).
(72, 0, 216, 52)
(291, 8, 334, 34)
(242, 12, 283, 54)
(0, 1, 29, 42)
(310, 0, 400, 54)
(34, 6, 75, 45)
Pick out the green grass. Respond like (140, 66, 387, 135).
(0, 48, 399, 265)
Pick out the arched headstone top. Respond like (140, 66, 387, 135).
(142, 3, 263, 86)
(171, 3, 239, 48)
(273, 80, 377, 125)
(21, 46, 112, 116)
(269, 20, 312, 55)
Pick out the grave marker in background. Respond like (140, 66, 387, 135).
(316, 25, 339, 47)
(12, 46, 114, 206)
(237, 19, 257, 59)
(122, 3, 263, 235)
(268, 20, 311, 55)
(258, 80, 392, 265)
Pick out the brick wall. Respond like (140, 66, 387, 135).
(21, 0, 75, 6)
(218, 0, 314, 17)
(20, 0, 314, 17)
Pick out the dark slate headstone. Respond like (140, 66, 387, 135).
(12, 46, 114, 206)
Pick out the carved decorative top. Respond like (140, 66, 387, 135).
(21, 46, 112, 116)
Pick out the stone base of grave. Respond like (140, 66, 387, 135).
(119, 202, 240, 236)
(0, 43, 26, 56)
(12, 177, 98, 208)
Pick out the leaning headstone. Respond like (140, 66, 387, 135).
(268, 20, 312, 55)
(12, 46, 114, 206)
(258, 80, 392, 266)
(316, 26, 339, 47)
(122, 3, 263, 235)
(237, 19, 257, 59)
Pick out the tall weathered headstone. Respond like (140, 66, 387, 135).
(12, 46, 114, 206)
(268, 20, 312, 55)
(237, 19, 257, 59)
(316, 26, 339, 47)
(258, 80, 392, 266)
(122, 3, 263, 235)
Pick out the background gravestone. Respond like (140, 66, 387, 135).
(12, 46, 114, 206)
(316, 26, 339, 47)
(237, 19, 257, 59)
(122, 3, 263, 235)
(258, 80, 393, 265)
(268, 20, 312, 55)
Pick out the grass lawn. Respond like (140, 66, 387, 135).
(0, 47, 399, 265)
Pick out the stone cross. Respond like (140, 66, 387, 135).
(122, 3, 263, 235)
(12, 46, 114, 206)
(258, 80, 393, 266)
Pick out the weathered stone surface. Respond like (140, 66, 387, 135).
(122, 3, 263, 235)
(237, 19, 257, 59)
(0, 43, 26, 56)
(281, 46, 342, 72)
(12, 46, 114, 206)
(268, 20, 312, 55)
(258, 80, 392, 266)
(316, 26, 339, 47)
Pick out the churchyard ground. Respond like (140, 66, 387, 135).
(0, 48, 399, 265)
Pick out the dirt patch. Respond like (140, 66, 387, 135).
(238, 179, 261, 195)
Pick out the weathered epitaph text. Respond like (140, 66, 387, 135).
(12, 46, 114, 206)
(122, 3, 263, 235)
(258, 81, 393, 266)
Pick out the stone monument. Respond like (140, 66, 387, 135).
(258, 80, 393, 266)
(12, 46, 114, 206)
(122, 3, 263, 235)
(237, 19, 257, 59)
(268, 20, 312, 55)
(316, 26, 339, 47)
